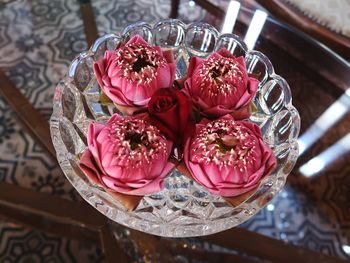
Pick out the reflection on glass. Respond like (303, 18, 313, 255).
(298, 89, 350, 156)
(221, 0, 241, 34)
(267, 204, 275, 211)
(200, 30, 211, 51)
(299, 132, 350, 177)
(343, 245, 350, 255)
(243, 10, 267, 50)
(189, 0, 195, 7)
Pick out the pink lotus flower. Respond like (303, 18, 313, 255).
(93, 35, 176, 114)
(184, 114, 276, 197)
(79, 113, 174, 196)
(183, 48, 259, 119)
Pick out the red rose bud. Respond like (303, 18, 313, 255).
(148, 88, 195, 148)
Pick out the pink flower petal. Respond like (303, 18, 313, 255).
(183, 114, 277, 198)
(79, 149, 105, 187)
(234, 77, 259, 109)
(218, 183, 257, 197)
(88, 122, 105, 161)
(216, 48, 235, 59)
(186, 56, 203, 77)
(126, 34, 150, 46)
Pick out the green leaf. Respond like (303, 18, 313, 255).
(99, 91, 113, 105)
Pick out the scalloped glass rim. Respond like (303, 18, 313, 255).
(50, 19, 300, 237)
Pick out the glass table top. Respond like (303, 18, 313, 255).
(0, 0, 349, 261)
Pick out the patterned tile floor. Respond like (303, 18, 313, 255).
(0, 219, 104, 263)
(0, 0, 349, 261)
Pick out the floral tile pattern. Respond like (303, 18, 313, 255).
(0, 219, 105, 263)
(92, 0, 208, 34)
(0, 0, 349, 261)
(0, 0, 82, 201)
(0, 0, 98, 261)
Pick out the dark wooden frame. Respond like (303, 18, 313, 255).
(255, 0, 350, 59)
(170, 0, 350, 58)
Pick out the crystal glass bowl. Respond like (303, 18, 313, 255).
(50, 19, 300, 237)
